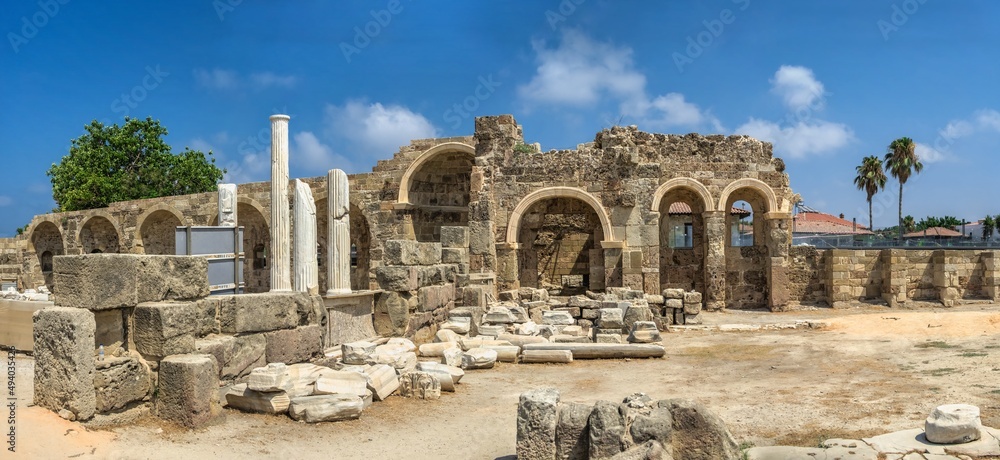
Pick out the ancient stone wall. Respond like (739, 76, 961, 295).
(787, 246, 827, 304)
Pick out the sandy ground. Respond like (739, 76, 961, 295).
(10, 303, 1000, 459)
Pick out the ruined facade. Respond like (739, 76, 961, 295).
(5, 115, 999, 338)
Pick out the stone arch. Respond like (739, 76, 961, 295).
(717, 178, 779, 215)
(135, 204, 186, 255)
(77, 212, 123, 254)
(396, 142, 476, 205)
(28, 218, 65, 289)
(651, 177, 716, 213)
(238, 200, 271, 293)
(505, 187, 616, 246)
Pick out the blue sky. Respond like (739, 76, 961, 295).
(2, 0, 1000, 237)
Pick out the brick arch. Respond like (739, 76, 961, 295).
(717, 178, 779, 214)
(134, 204, 187, 254)
(505, 187, 617, 246)
(651, 177, 716, 213)
(77, 211, 123, 254)
(396, 142, 476, 205)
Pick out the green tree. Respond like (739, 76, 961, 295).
(47, 117, 225, 212)
(884, 137, 923, 242)
(902, 215, 916, 233)
(853, 155, 887, 231)
(984, 215, 996, 242)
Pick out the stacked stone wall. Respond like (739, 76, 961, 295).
(787, 246, 827, 304)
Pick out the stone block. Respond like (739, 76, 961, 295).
(399, 371, 441, 400)
(247, 363, 291, 392)
(265, 325, 323, 364)
(53, 255, 209, 311)
(415, 362, 461, 391)
(441, 247, 468, 264)
(364, 364, 400, 401)
(484, 306, 516, 324)
(509, 305, 529, 323)
(925, 404, 982, 444)
(156, 354, 218, 428)
(441, 346, 465, 367)
(133, 302, 197, 359)
(314, 370, 369, 398)
(498, 290, 520, 302)
(628, 321, 662, 343)
(224, 383, 290, 414)
(517, 387, 560, 460)
(662, 288, 684, 299)
(555, 402, 592, 460)
(595, 334, 624, 344)
(667, 399, 741, 460)
(440, 316, 471, 335)
(463, 285, 488, 308)
(342, 341, 377, 365)
(288, 394, 364, 423)
(622, 305, 654, 333)
(542, 310, 575, 326)
(664, 298, 683, 310)
(418, 342, 459, 357)
(597, 308, 625, 329)
(384, 240, 442, 266)
(375, 266, 419, 291)
(461, 347, 498, 370)
(478, 324, 506, 337)
(33, 307, 97, 421)
(440, 226, 470, 248)
(482, 345, 519, 362)
(568, 295, 600, 308)
(218, 293, 299, 334)
(683, 291, 703, 305)
(94, 357, 151, 413)
(589, 400, 626, 458)
(196, 334, 266, 380)
(554, 306, 581, 318)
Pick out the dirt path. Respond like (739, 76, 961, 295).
(10, 305, 1000, 459)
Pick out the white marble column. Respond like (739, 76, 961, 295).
(269, 114, 292, 292)
(217, 183, 238, 227)
(326, 169, 351, 295)
(293, 179, 319, 295)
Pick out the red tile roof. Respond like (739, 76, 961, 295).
(903, 227, 963, 238)
(793, 211, 872, 235)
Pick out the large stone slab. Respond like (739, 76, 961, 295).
(925, 404, 982, 444)
(196, 334, 266, 380)
(415, 362, 462, 391)
(288, 394, 364, 423)
(342, 340, 377, 365)
(265, 325, 323, 364)
(461, 348, 498, 370)
(555, 402, 592, 460)
(523, 343, 666, 359)
(94, 357, 151, 413)
(53, 254, 209, 310)
(375, 266, 419, 291)
(746, 445, 878, 460)
(314, 370, 369, 398)
(667, 399, 740, 460)
(589, 400, 626, 458)
(33, 307, 96, 421)
(864, 427, 1000, 457)
(628, 321, 662, 344)
(133, 302, 197, 359)
(517, 387, 560, 460)
(224, 383, 290, 414)
(248, 363, 292, 392)
(364, 364, 400, 401)
(156, 354, 218, 428)
(218, 293, 301, 334)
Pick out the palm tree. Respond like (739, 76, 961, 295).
(902, 215, 916, 233)
(853, 155, 887, 231)
(884, 137, 923, 242)
(984, 215, 996, 242)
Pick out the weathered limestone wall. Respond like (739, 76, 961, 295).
(828, 249, 884, 306)
(787, 246, 827, 304)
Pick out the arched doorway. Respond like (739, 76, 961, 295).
(29, 220, 64, 289)
(398, 143, 475, 242)
(137, 209, 183, 255)
(719, 180, 776, 309)
(658, 190, 707, 293)
(517, 197, 605, 294)
(238, 202, 271, 293)
(79, 215, 121, 254)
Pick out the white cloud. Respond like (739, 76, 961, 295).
(193, 68, 297, 91)
(915, 142, 947, 163)
(941, 109, 1000, 140)
(193, 68, 240, 90)
(325, 101, 439, 157)
(735, 118, 854, 158)
(518, 30, 646, 106)
(293, 131, 336, 169)
(770, 65, 825, 111)
(250, 72, 297, 90)
(518, 30, 719, 131)
(0, 196, 11, 207)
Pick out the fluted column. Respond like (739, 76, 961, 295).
(293, 179, 318, 294)
(269, 114, 291, 292)
(217, 183, 237, 227)
(326, 169, 351, 295)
